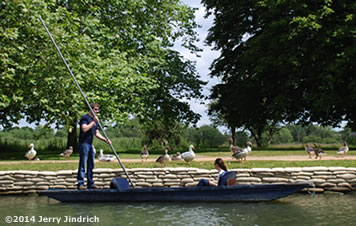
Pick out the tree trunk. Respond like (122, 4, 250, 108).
(230, 126, 236, 144)
(67, 115, 78, 152)
(266, 127, 274, 145)
(248, 127, 263, 147)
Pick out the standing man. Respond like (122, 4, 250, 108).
(77, 103, 111, 190)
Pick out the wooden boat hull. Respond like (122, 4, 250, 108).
(37, 182, 310, 202)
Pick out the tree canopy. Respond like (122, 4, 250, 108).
(203, 0, 355, 146)
(1, 0, 206, 148)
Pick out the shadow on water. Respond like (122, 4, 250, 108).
(1, 192, 356, 226)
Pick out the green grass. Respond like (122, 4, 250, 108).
(2, 149, 355, 161)
(250, 150, 356, 156)
(1, 148, 356, 171)
(1, 159, 356, 171)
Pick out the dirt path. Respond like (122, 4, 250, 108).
(1, 155, 355, 165)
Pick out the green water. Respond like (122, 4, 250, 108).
(1, 192, 356, 226)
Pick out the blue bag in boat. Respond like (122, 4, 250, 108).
(218, 171, 236, 186)
(110, 178, 130, 191)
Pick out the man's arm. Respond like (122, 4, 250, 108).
(81, 116, 99, 133)
(95, 130, 112, 144)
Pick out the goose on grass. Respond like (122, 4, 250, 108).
(140, 145, 149, 162)
(156, 149, 170, 167)
(25, 143, 38, 160)
(59, 146, 73, 158)
(181, 144, 195, 164)
(98, 149, 115, 162)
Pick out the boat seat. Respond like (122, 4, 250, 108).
(110, 178, 130, 191)
(218, 171, 236, 186)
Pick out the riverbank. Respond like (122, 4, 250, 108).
(1, 166, 356, 195)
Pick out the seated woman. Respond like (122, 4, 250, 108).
(197, 158, 235, 186)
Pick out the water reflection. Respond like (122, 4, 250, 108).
(1, 192, 356, 226)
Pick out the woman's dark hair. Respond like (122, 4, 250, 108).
(214, 158, 227, 171)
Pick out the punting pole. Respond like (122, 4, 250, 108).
(39, 16, 135, 188)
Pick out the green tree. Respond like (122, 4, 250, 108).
(208, 101, 239, 144)
(141, 120, 187, 151)
(203, 0, 356, 146)
(55, 128, 67, 138)
(272, 127, 293, 144)
(0, 127, 35, 140)
(286, 125, 307, 143)
(1, 0, 205, 150)
(105, 118, 144, 138)
(339, 128, 356, 145)
(33, 126, 54, 140)
(185, 125, 226, 148)
(234, 131, 249, 147)
(304, 125, 339, 142)
(185, 127, 201, 146)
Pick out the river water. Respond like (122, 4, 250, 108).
(1, 192, 355, 226)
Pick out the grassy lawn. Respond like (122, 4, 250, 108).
(1, 159, 356, 171)
(1, 149, 355, 171)
(1, 143, 355, 161)
(2, 150, 354, 161)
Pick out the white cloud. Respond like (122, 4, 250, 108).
(178, 0, 220, 127)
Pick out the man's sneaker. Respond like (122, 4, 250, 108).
(78, 185, 86, 190)
(88, 185, 99, 189)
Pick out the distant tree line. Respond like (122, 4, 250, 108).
(0, 120, 228, 153)
(1, 121, 354, 155)
(271, 125, 355, 145)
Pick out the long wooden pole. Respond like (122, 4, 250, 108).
(39, 16, 134, 188)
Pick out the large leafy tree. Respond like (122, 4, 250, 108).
(0, 0, 205, 150)
(203, 0, 355, 146)
(185, 125, 226, 148)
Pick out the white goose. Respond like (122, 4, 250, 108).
(337, 142, 349, 157)
(232, 142, 252, 162)
(98, 149, 115, 162)
(59, 146, 73, 158)
(181, 144, 195, 164)
(156, 149, 170, 167)
(25, 143, 37, 160)
(140, 145, 149, 162)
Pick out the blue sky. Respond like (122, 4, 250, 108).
(178, 0, 220, 127)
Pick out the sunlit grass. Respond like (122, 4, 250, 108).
(1, 159, 356, 171)
(0, 149, 355, 160)
(1, 146, 355, 171)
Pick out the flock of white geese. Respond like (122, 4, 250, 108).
(155, 144, 195, 167)
(23, 141, 351, 163)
